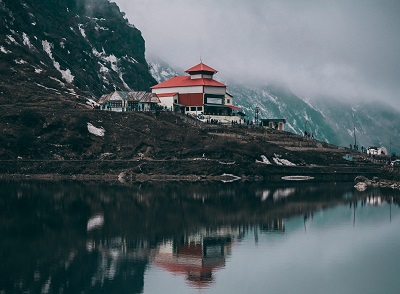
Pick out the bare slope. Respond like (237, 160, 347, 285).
(0, 106, 383, 180)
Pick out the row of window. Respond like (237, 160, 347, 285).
(110, 101, 122, 108)
(186, 106, 203, 111)
(108, 101, 145, 109)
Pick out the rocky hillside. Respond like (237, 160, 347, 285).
(0, 0, 156, 105)
(0, 104, 388, 182)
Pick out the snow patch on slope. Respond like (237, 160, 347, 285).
(42, 40, 74, 83)
(256, 155, 272, 165)
(93, 48, 120, 72)
(87, 123, 105, 137)
(119, 73, 131, 91)
(34, 67, 43, 74)
(14, 59, 27, 64)
(50, 77, 65, 87)
(78, 24, 86, 38)
(6, 35, 19, 45)
(22, 32, 32, 49)
(0, 46, 11, 54)
(273, 154, 296, 166)
(149, 61, 180, 83)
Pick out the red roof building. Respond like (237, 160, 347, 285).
(152, 237, 231, 289)
(152, 62, 241, 121)
(185, 63, 218, 74)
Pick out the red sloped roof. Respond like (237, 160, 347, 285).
(151, 76, 226, 89)
(227, 105, 242, 110)
(185, 62, 218, 74)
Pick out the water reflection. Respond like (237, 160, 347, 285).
(152, 229, 234, 289)
(0, 180, 399, 293)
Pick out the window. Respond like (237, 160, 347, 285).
(174, 99, 178, 103)
(186, 107, 189, 111)
(111, 101, 122, 108)
(191, 107, 196, 111)
(227, 99, 230, 104)
(197, 107, 202, 111)
(127, 101, 139, 110)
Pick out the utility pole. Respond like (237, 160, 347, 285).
(353, 125, 357, 148)
(255, 106, 259, 126)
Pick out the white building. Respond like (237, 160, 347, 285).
(151, 62, 241, 123)
(367, 146, 388, 156)
(98, 91, 160, 112)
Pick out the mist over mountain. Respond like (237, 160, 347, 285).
(0, 0, 155, 105)
(149, 59, 400, 154)
(1, 0, 398, 155)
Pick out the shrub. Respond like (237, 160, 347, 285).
(19, 109, 44, 127)
(65, 134, 90, 153)
(16, 129, 37, 155)
(70, 115, 90, 135)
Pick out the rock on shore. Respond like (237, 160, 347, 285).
(354, 175, 400, 191)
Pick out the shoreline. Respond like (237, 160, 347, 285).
(1, 161, 399, 191)
(0, 161, 381, 183)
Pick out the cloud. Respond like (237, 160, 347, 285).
(113, 0, 400, 108)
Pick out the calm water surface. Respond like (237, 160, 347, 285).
(0, 180, 399, 294)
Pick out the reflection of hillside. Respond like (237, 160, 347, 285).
(1, 181, 399, 293)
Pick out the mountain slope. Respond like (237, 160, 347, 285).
(150, 59, 400, 154)
(230, 84, 340, 143)
(0, 0, 156, 105)
(310, 98, 400, 151)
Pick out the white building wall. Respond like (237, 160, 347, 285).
(191, 74, 213, 79)
(225, 94, 233, 105)
(152, 86, 203, 95)
(203, 86, 226, 95)
(378, 147, 388, 155)
(184, 106, 204, 117)
(158, 96, 175, 110)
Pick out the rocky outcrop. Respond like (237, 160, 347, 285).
(0, 0, 156, 104)
(354, 175, 400, 191)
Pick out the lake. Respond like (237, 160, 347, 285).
(0, 180, 399, 294)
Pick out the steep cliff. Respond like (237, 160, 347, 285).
(0, 0, 156, 105)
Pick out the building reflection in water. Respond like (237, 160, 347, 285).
(260, 219, 285, 233)
(152, 228, 238, 288)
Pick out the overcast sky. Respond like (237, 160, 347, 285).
(114, 0, 400, 108)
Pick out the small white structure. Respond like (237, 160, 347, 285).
(367, 146, 388, 156)
(260, 119, 286, 131)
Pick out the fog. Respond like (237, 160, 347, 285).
(114, 0, 400, 109)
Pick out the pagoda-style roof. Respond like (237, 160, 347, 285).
(151, 76, 226, 89)
(185, 62, 218, 74)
